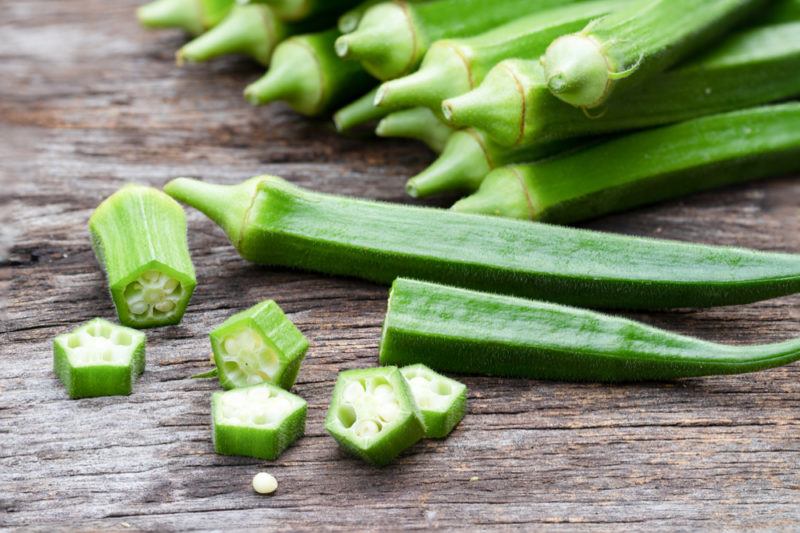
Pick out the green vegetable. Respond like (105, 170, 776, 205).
(240, 0, 362, 21)
(335, 0, 586, 80)
(164, 176, 800, 310)
(406, 128, 580, 198)
(325, 367, 425, 466)
(380, 278, 800, 382)
(212, 383, 306, 460)
(210, 300, 309, 390)
(400, 364, 466, 438)
(244, 29, 374, 116)
(540, 0, 763, 109)
(90, 185, 196, 328)
(332, 87, 387, 132)
(375, 108, 454, 153)
(374, 0, 630, 112)
(137, 0, 233, 35)
(338, 0, 383, 33)
(53, 319, 146, 399)
(444, 21, 800, 147)
(758, 0, 800, 23)
(453, 103, 800, 222)
(177, 4, 291, 66)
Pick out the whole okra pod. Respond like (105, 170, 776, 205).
(332, 88, 387, 132)
(137, 0, 233, 35)
(165, 176, 800, 310)
(239, 0, 362, 22)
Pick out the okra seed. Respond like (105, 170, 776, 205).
(154, 300, 175, 313)
(129, 302, 149, 315)
(252, 472, 277, 495)
(343, 381, 366, 403)
(373, 383, 394, 400)
(355, 419, 381, 437)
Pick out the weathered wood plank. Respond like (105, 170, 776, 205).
(1, 0, 799, 530)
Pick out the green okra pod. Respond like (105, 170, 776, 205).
(137, 0, 233, 35)
(335, 0, 587, 81)
(165, 176, 800, 310)
(240, 0, 362, 22)
(244, 29, 374, 116)
(332, 87, 387, 132)
(380, 278, 800, 382)
(400, 364, 466, 438)
(453, 103, 800, 222)
(90, 185, 196, 328)
(375, 107, 454, 153)
(444, 21, 800, 147)
(375, 0, 631, 112)
(540, 0, 764, 109)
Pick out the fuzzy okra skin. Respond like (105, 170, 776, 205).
(325, 367, 425, 466)
(332, 87, 387, 132)
(444, 21, 800, 147)
(53, 319, 146, 399)
(137, 0, 233, 35)
(452, 103, 800, 222)
(240, 0, 362, 21)
(90, 185, 196, 328)
(376, 108, 454, 153)
(212, 383, 307, 460)
(540, 0, 764, 109)
(210, 300, 309, 390)
(400, 364, 466, 438)
(335, 0, 587, 81)
(375, 0, 630, 112)
(164, 176, 800, 310)
(381, 279, 800, 382)
(244, 29, 374, 116)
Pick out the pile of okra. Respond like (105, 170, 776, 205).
(53, 0, 800, 468)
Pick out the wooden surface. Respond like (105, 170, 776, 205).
(2, 1, 800, 530)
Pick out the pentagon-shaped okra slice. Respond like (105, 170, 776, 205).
(210, 300, 309, 390)
(325, 367, 426, 466)
(89, 185, 196, 329)
(53, 318, 145, 399)
(212, 383, 307, 460)
(400, 364, 466, 438)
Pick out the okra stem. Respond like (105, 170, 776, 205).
(332, 88, 387, 132)
(137, 0, 233, 35)
(165, 176, 800, 310)
(375, 108, 454, 153)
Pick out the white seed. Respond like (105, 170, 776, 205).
(377, 400, 399, 422)
(248, 387, 272, 403)
(252, 472, 278, 494)
(154, 300, 175, 313)
(409, 376, 430, 391)
(355, 419, 380, 437)
(269, 396, 291, 415)
(163, 278, 179, 292)
(373, 383, 394, 400)
(343, 381, 365, 403)
(129, 302, 148, 315)
(223, 337, 240, 354)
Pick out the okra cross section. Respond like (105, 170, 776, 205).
(325, 367, 425, 466)
(89, 185, 196, 329)
(400, 364, 466, 438)
(212, 383, 307, 460)
(210, 300, 309, 390)
(53, 318, 146, 399)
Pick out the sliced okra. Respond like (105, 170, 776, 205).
(210, 300, 308, 390)
(325, 367, 425, 466)
(212, 383, 306, 460)
(400, 364, 466, 439)
(89, 185, 196, 329)
(53, 318, 145, 399)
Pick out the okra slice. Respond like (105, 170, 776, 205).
(212, 383, 306, 460)
(89, 185, 196, 329)
(210, 300, 309, 390)
(400, 364, 466, 439)
(325, 367, 425, 466)
(53, 318, 145, 399)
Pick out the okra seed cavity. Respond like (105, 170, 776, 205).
(124, 270, 182, 318)
(64, 324, 138, 366)
(219, 327, 280, 386)
(336, 377, 402, 440)
(219, 387, 293, 428)
(252, 472, 278, 495)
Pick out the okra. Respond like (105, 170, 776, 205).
(452, 103, 800, 223)
(89, 185, 196, 328)
(375, 0, 630, 112)
(53, 319, 145, 399)
(212, 383, 306, 460)
(338, 0, 383, 33)
(239, 0, 362, 22)
(244, 29, 374, 116)
(164, 176, 800, 310)
(400, 364, 466, 438)
(332, 87, 387, 132)
(380, 278, 800, 382)
(444, 21, 800, 147)
(540, 0, 763, 109)
(375, 108, 454, 153)
(137, 0, 233, 35)
(325, 367, 425, 466)
(406, 128, 579, 198)
(210, 300, 309, 390)
(335, 0, 586, 81)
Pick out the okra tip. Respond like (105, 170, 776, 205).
(541, 34, 616, 109)
(451, 166, 534, 220)
(137, 0, 203, 35)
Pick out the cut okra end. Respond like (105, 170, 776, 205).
(401, 364, 467, 439)
(53, 318, 146, 399)
(210, 300, 309, 390)
(325, 367, 426, 467)
(212, 383, 306, 460)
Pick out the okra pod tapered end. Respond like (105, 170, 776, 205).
(137, 0, 207, 35)
(332, 87, 387, 132)
(400, 364, 466, 439)
(53, 319, 146, 399)
(540, 34, 616, 109)
(451, 166, 535, 220)
(375, 107, 454, 153)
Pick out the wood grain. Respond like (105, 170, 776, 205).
(1, 1, 799, 530)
